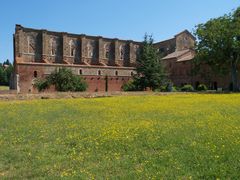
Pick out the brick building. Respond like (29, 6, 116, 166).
(11, 25, 231, 93)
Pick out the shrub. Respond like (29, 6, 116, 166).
(34, 68, 87, 92)
(181, 84, 194, 92)
(197, 84, 208, 91)
(158, 85, 167, 92)
(72, 75, 88, 92)
(34, 78, 50, 92)
(47, 68, 87, 92)
(172, 86, 178, 92)
(122, 80, 136, 91)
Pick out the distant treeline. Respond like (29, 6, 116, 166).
(0, 60, 13, 86)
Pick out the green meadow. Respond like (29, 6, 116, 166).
(0, 94, 240, 179)
(0, 86, 9, 90)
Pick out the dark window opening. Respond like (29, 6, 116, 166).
(34, 71, 38, 78)
(105, 51, 109, 59)
(229, 82, 233, 91)
(214, 82, 218, 90)
(115, 71, 118, 76)
(159, 48, 165, 53)
(79, 69, 82, 75)
(98, 70, 101, 76)
(71, 48, 75, 57)
(195, 81, 200, 89)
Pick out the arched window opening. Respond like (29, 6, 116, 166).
(115, 71, 118, 76)
(50, 38, 57, 56)
(134, 45, 140, 60)
(119, 45, 125, 60)
(87, 42, 94, 58)
(131, 71, 134, 76)
(79, 69, 82, 75)
(69, 40, 76, 57)
(27, 36, 35, 54)
(34, 71, 38, 78)
(104, 44, 110, 59)
(98, 70, 101, 76)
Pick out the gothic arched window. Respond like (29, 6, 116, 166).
(50, 38, 57, 56)
(69, 40, 76, 57)
(104, 43, 110, 59)
(119, 45, 125, 60)
(87, 42, 94, 58)
(134, 45, 140, 59)
(27, 36, 35, 54)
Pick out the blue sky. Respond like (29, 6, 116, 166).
(0, 0, 239, 63)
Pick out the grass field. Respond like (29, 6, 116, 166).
(0, 86, 9, 90)
(0, 94, 240, 179)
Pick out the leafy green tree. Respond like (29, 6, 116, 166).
(134, 34, 167, 90)
(34, 78, 50, 92)
(194, 7, 240, 91)
(35, 68, 87, 92)
(121, 80, 136, 91)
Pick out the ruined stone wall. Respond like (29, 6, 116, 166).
(175, 31, 195, 51)
(154, 38, 176, 56)
(14, 25, 140, 67)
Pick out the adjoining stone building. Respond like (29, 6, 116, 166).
(11, 25, 230, 93)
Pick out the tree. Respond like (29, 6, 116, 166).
(0, 66, 6, 85)
(194, 7, 240, 91)
(3, 59, 10, 65)
(34, 68, 87, 92)
(0, 60, 14, 86)
(5, 64, 13, 84)
(0, 61, 12, 86)
(134, 34, 167, 90)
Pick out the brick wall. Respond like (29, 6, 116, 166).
(15, 63, 135, 93)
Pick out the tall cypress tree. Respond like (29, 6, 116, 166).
(134, 34, 167, 90)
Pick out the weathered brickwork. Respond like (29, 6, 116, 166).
(15, 63, 134, 93)
(13, 25, 142, 93)
(12, 25, 233, 93)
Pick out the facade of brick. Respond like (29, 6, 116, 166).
(11, 25, 233, 93)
